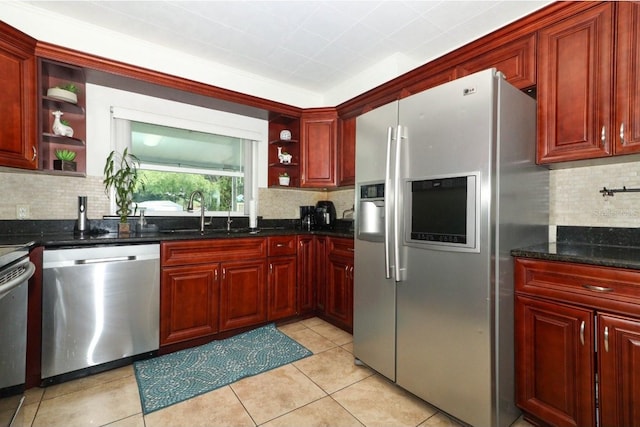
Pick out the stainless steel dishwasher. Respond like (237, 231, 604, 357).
(42, 244, 159, 381)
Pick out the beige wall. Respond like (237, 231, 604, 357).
(4, 161, 640, 226)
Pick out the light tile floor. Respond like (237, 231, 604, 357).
(12, 317, 534, 427)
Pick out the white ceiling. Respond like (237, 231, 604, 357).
(23, 1, 551, 101)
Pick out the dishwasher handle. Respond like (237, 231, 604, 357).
(0, 260, 35, 300)
(75, 255, 136, 265)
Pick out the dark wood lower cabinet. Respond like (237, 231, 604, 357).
(515, 295, 595, 427)
(159, 235, 354, 349)
(219, 259, 267, 331)
(598, 314, 640, 427)
(323, 237, 354, 332)
(515, 258, 640, 427)
(268, 255, 297, 320)
(160, 264, 219, 345)
(297, 235, 315, 314)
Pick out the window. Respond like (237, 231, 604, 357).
(110, 107, 259, 216)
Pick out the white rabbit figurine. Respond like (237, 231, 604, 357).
(52, 110, 74, 137)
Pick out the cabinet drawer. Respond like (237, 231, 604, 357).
(515, 258, 640, 317)
(267, 236, 296, 256)
(162, 238, 266, 266)
(329, 237, 354, 257)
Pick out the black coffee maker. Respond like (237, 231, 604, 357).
(315, 201, 336, 230)
(299, 205, 316, 230)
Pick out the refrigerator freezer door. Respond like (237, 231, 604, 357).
(395, 69, 498, 427)
(354, 101, 398, 381)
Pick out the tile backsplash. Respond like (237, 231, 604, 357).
(550, 161, 640, 227)
(0, 169, 354, 221)
(3, 160, 640, 226)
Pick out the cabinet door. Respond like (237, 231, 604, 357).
(297, 236, 315, 314)
(338, 117, 356, 187)
(219, 259, 267, 331)
(268, 255, 297, 321)
(300, 110, 338, 187)
(160, 264, 219, 345)
(456, 33, 536, 89)
(0, 22, 37, 170)
(614, 1, 640, 155)
(598, 313, 640, 427)
(537, 3, 614, 163)
(326, 253, 353, 331)
(315, 236, 328, 311)
(515, 295, 596, 427)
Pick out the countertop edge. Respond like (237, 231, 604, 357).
(511, 243, 640, 271)
(2, 229, 354, 248)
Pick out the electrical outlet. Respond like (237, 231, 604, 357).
(16, 204, 30, 220)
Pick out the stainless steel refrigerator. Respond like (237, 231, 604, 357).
(353, 68, 548, 427)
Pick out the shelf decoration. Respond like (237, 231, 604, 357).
(279, 172, 290, 186)
(53, 149, 77, 171)
(52, 110, 74, 137)
(280, 129, 292, 140)
(47, 83, 78, 104)
(277, 146, 292, 164)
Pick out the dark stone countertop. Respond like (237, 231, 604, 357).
(0, 217, 354, 248)
(511, 226, 640, 271)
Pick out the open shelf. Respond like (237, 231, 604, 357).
(38, 58, 86, 176)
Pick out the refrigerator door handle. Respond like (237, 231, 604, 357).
(384, 126, 393, 279)
(393, 125, 404, 282)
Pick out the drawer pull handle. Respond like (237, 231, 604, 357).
(604, 326, 609, 352)
(276, 243, 286, 247)
(580, 321, 585, 346)
(582, 284, 614, 293)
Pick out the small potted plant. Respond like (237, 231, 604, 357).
(47, 82, 79, 104)
(53, 149, 77, 171)
(103, 147, 144, 234)
(278, 172, 290, 186)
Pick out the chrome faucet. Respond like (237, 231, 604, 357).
(187, 190, 206, 233)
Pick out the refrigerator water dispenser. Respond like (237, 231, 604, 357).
(357, 182, 385, 242)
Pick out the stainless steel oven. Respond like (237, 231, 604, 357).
(0, 245, 35, 427)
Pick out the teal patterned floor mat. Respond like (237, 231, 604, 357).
(134, 323, 312, 414)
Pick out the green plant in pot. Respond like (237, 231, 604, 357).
(47, 82, 79, 104)
(103, 147, 144, 234)
(54, 149, 77, 171)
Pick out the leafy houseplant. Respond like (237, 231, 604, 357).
(103, 147, 144, 233)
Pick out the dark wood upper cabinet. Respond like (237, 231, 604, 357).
(537, 2, 615, 163)
(455, 33, 536, 89)
(0, 22, 37, 170)
(614, 1, 640, 155)
(300, 108, 338, 188)
(338, 117, 355, 187)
